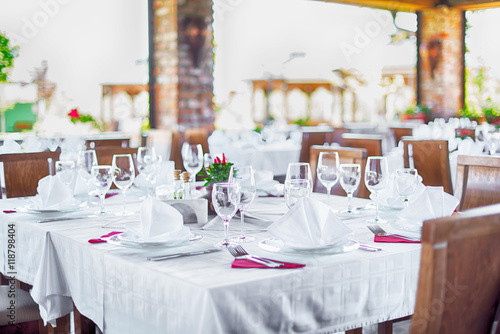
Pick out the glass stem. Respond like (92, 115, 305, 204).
(122, 189, 127, 213)
(240, 209, 246, 238)
(146, 177, 150, 197)
(374, 193, 380, 221)
(347, 192, 353, 212)
(327, 186, 331, 205)
(403, 198, 409, 207)
(100, 194, 106, 213)
(223, 219, 230, 245)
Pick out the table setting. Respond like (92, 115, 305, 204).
(0, 149, 463, 333)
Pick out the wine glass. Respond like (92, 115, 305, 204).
(182, 143, 203, 183)
(112, 154, 136, 216)
(137, 147, 159, 197)
(284, 162, 313, 208)
(364, 157, 389, 224)
(91, 165, 113, 215)
(55, 160, 75, 188)
(339, 163, 361, 214)
(76, 150, 98, 204)
(229, 165, 256, 243)
(212, 182, 240, 247)
(316, 152, 339, 206)
(395, 168, 418, 207)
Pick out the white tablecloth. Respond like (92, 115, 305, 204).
(0, 194, 420, 333)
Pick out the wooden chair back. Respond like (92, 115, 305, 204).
(403, 139, 453, 195)
(0, 151, 60, 199)
(309, 145, 369, 198)
(341, 133, 383, 157)
(411, 204, 500, 334)
(184, 128, 210, 157)
(86, 138, 130, 149)
(299, 127, 334, 163)
(390, 127, 413, 146)
(170, 130, 185, 171)
(454, 155, 500, 211)
(94, 147, 138, 169)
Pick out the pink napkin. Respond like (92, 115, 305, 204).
(232, 259, 305, 269)
(88, 231, 122, 244)
(374, 235, 419, 243)
(3, 210, 16, 214)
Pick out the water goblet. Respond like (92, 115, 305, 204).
(112, 154, 136, 216)
(229, 165, 256, 242)
(339, 163, 361, 214)
(284, 162, 312, 208)
(77, 150, 98, 204)
(365, 156, 389, 224)
(55, 160, 75, 189)
(182, 143, 203, 183)
(91, 165, 113, 215)
(137, 147, 159, 197)
(212, 182, 240, 248)
(317, 152, 339, 206)
(395, 168, 418, 207)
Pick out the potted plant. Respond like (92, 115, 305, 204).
(198, 153, 235, 213)
(458, 106, 483, 124)
(0, 32, 18, 83)
(399, 104, 432, 123)
(483, 101, 500, 128)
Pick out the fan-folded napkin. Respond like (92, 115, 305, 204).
(32, 175, 75, 209)
(268, 197, 352, 248)
(126, 197, 191, 241)
(371, 171, 425, 209)
(397, 186, 459, 225)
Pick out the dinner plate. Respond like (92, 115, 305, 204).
(107, 233, 203, 248)
(389, 219, 423, 233)
(16, 201, 87, 218)
(259, 238, 359, 254)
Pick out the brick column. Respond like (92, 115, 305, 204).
(152, 0, 214, 129)
(417, 7, 465, 119)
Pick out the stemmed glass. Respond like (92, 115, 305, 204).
(212, 182, 240, 248)
(182, 143, 203, 183)
(317, 152, 339, 206)
(339, 163, 361, 214)
(364, 157, 389, 224)
(229, 165, 256, 243)
(55, 161, 75, 189)
(91, 165, 113, 215)
(137, 147, 160, 197)
(76, 150, 98, 204)
(284, 162, 313, 208)
(112, 154, 136, 216)
(395, 168, 418, 207)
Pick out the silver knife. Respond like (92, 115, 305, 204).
(147, 248, 221, 261)
(358, 244, 382, 252)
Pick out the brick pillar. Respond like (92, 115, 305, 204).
(152, 0, 214, 129)
(417, 7, 465, 119)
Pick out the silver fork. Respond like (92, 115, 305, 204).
(227, 244, 283, 267)
(367, 225, 420, 242)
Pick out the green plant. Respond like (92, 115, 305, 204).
(0, 32, 18, 82)
(458, 105, 482, 121)
(198, 153, 234, 186)
(482, 100, 500, 127)
(68, 108, 104, 131)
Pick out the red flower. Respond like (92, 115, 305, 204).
(68, 108, 80, 119)
(222, 153, 226, 164)
(214, 156, 221, 164)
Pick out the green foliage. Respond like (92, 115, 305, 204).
(198, 154, 234, 187)
(0, 32, 19, 82)
(292, 117, 310, 126)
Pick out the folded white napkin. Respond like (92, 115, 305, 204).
(0, 140, 22, 153)
(32, 175, 75, 210)
(372, 171, 426, 209)
(397, 186, 459, 225)
(268, 197, 352, 248)
(127, 197, 191, 241)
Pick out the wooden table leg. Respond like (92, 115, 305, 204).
(346, 328, 363, 334)
(74, 304, 96, 334)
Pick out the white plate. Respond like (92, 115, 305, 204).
(389, 219, 423, 233)
(107, 233, 203, 248)
(259, 238, 359, 254)
(16, 201, 86, 218)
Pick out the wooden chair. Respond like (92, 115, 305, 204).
(0, 151, 60, 199)
(85, 138, 130, 150)
(341, 133, 384, 157)
(299, 126, 334, 163)
(454, 155, 500, 211)
(410, 203, 500, 334)
(403, 139, 453, 195)
(390, 127, 413, 146)
(184, 128, 210, 158)
(309, 145, 370, 198)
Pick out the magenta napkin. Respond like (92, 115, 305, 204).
(88, 231, 122, 244)
(3, 210, 16, 214)
(374, 235, 419, 243)
(232, 259, 305, 269)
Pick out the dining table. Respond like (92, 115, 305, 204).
(0, 192, 421, 334)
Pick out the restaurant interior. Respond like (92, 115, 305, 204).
(0, 0, 499, 333)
